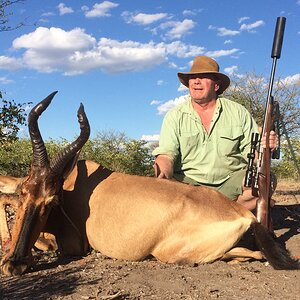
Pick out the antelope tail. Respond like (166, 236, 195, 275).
(252, 222, 300, 270)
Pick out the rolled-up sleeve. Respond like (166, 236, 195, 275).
(152, 111, 179, 160)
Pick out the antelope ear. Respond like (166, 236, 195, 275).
(0, 176, 26, 194)
(62, 150, 81, 180)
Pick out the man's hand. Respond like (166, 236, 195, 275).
(154, 155, 174, 179)
(260, 129, 278, 151)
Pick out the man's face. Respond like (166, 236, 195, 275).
(188, 74, 220, 104)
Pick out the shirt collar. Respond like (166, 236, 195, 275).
(183, 95, 223, 115)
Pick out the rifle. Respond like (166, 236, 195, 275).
(244, 16, 286, 232)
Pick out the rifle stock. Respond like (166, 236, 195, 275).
(245, 17, 286, 231)
(256, 100, 273, 229)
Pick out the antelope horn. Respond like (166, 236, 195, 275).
(28, 91, 58, 168)
(50, 103, 90, 175)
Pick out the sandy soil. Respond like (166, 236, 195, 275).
(0, 180, 299, 300)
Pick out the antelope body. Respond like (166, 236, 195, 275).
(0, 92, 299, 276)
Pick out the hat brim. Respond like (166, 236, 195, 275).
(177, 71, 230, 95)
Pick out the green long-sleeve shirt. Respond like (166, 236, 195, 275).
(152, 96, 258, 185)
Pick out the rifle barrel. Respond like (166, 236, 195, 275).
(271, 17, 286, 59)
(263, 17, 286, 135)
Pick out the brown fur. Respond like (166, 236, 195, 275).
(1, 160, 262, 276)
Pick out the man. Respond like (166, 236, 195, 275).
(153, 56, 277, 211)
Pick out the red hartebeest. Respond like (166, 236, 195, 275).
(0, 92, 299, 276)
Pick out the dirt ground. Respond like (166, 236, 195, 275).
(0, 180, 299, 300)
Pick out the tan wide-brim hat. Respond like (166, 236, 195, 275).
(177, 56, 230, 94)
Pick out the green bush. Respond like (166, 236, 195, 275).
(272, 138, 300, 179)
(80, 131, 154, 176)
(0, 132, 155, 177)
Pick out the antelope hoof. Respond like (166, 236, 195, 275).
(1, 256, 32, 276)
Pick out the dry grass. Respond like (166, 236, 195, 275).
(277, 178, 299, 190)
(273, 178, 300, 204)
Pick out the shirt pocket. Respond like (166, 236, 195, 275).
(178, 132, 200, 161)
(218, 127, 243, 157)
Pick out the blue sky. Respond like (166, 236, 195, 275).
(1, 0, 300, 142)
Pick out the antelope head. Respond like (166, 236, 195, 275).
(0, 91, 90, 276)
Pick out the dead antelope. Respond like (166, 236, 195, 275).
(0, 92, 299, 276)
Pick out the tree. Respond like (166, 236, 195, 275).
(225, 72, 300, 178)
(0, 138, 71, 176)
(0, 138, 31, 176)
(0, 133, 155, 177)
(273, 138, 300, 179)
(0, 0, 26, 31)
(1, 1, 31, 145)
(80, 131, 154, 176)
(225, 72, 300, 134)
(0, 91, 31, 145)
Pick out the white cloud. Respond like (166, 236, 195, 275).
(82, 1, 119, 18)
(13, 27, 95, 51)
(161, 41, 204, 58)
(3, 27, 210, 76)
(224, 40, 232, 44)
(11, 27, 96, 73)
(0, 76, 13, 84)
(141, 134, 160, 142)
(39, 18, 50, 24)
(209, 20, 264, 37)
(280, 74, 300, 86)
(122, 13, 198, 41)
(217, 27, 240, 37)
(122, 12, 168, 25)
(168, 61, 178, 69)
(205, 48, 240, 58)
(159, 19, 196, 40)
(183, 8, 203, 16)
(208, 25, 239, 37)
(0, 56, 23, 70)
(240, 20, 265, 32)
(238, 17, 250, 24)
(157, 95, 188, 115)
(182, 10, 196, 16)
(178, 83, 188, 92)
(150, 100, 161, 105)
(70, 38, 166, 75)
(57, 3, 74, 16)
(224, 65, 238, 76)
(41, 12, 55, 17)
(157, 80, 164, 86)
